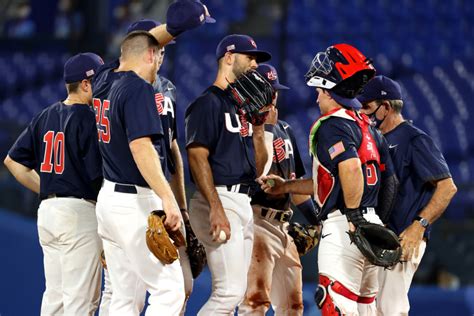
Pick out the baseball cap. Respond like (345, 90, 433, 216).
(127, 19, 177, 44)
(256, 64, 289, 90)
(329, 90, 362, 110)
(357, 75, 402, 104)
(216, 34, 271, 63)
(63, 52, 104, 84)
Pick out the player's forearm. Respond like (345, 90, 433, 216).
(187, 146, 224, 212)
(419, 177, 457, 224)
(4, 156, 40, 194)
(149, 24, 175, 49)
(253, 125, 269, 177)
(170, 140, 187, 210)
(338, 158, 363, 208)
(129, 138, 175, 203)
(284, 178, 314, 195)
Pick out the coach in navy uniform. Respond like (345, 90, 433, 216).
(358, 75, 457, 315)
(5, 53, 104, 315)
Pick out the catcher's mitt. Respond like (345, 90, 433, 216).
(343, 207, 401, 268)
(288, 222, 321, 256)
(184, 220, 207, 278)
(226, 69, 275, 126)
(146, 210, 186, 264)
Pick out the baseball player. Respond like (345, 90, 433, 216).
(91, 3, 214, 314)
(4, 53, 104, 315)
(96, 19, 196, 316)
(238, 63, 319, 316)
(261, 44, 398, 316)
(185, 34, 272, 315)
(358, 75, 457, 315)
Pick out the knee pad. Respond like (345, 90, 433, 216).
(314, 275, 342, 316)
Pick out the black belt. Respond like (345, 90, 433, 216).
(261, 208, 292, 223)
(225, 184, 253, 196)
(114, 184, 138, 194)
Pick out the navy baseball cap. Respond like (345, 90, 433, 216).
(127, 19, 177, 44)
(329, 90, 362, 110)
(357, 75, 402, 104)
(256, 64, 289, 90)
(216, 34, 271, 63)
(63, 52, 104, 84)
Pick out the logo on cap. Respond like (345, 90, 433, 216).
(267, 70, 277, 81)
(226, 44, 235, 52)
(381, 90, 387, 95)
(199, 14, 205, 22)
(250, 39, 257, 48)
(86, 70, 95, 77)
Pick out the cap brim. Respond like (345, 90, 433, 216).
(205, 16, 216, 23)
(356, 94, 373, 104)
(273, 83, 290, 90)
(329, 91, 362, 110)
(235, 50, 272, 63)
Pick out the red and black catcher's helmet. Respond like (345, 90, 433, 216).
(305, 43, 376, 98)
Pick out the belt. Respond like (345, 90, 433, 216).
(224, 184, 253, 196)
(114, 183, 138, 194)
(261, 208, 292, 223)
(42, 193, 96, 204)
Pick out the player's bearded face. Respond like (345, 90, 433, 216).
(232, 53, 258, 78)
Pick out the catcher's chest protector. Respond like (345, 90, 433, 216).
(308, 108, 381, 208)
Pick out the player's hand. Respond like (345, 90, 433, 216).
(265, 105, 278, 125)
(162, 198, 182, 231)
(399, 221, 425, 261)
(258, 174, 287, 195)
(209, 206, 231, 242)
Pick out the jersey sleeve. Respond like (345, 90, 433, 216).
(185, 93, 221, 149)
(77, 109, 103, 181)
(286, 124, 306, 178)
(122, 80, 163, 142)
(8, 121, 38, 169)
(411, 134, 451, 182)
(315, 118, 359, 171)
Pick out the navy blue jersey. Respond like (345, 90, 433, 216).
(8, 102, 102, 200)
(92, 60, 166, 186)
(152, 74, 178, 178)
(312, 111, 394, 220)
(384, 121, 451, 238)
(185, 85, 256, 185)
(251, 120, 306, 209)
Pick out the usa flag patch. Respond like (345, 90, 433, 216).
(328, 141, 345, 160)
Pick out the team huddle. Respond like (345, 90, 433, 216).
(4, 1, 458, 316)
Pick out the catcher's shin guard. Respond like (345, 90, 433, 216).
(315, 275, 375, 315)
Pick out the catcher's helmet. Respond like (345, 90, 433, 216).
(305, 44, 375, 99)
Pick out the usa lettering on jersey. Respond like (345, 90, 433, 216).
(155, 93, 175, 118)
(224, 112, 253, 137)
(273, 137, 294, 163)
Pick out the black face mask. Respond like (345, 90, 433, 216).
(368, 104, 386, 128)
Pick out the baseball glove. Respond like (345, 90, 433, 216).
(288, 222, 321, 256)
(344, 208, 401, 268)
(226, 69, 275, 126)
(184, 220, 207, 278)
(146, 210, 186, 264)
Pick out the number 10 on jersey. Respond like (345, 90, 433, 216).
(93, 98, 111, 143)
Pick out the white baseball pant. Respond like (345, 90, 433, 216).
(318, 209, 383, 316)
(37, 197, 102, 316)
(376, 241, 426, 316)
(96, 180, 185, 316)
(189, 187, 254, 315)
(239, 205, 303, 316)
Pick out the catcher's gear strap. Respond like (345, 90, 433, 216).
(318, 275, 375, 307)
